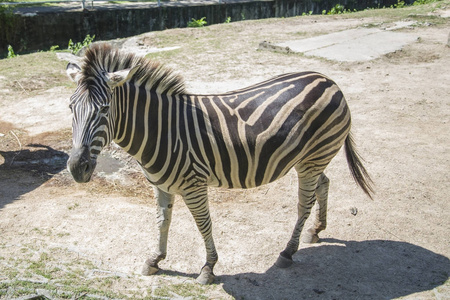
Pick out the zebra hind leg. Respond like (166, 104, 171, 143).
(275, 171, 321, 268)
(142, 188, 175, 276)
(303, 173, 329, 244)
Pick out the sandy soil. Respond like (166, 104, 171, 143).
(0, 8, 449, 300)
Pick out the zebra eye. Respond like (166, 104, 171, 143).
(99, 105, 109, 114)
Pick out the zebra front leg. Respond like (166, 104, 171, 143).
(276, 173, 320, 268)
(183, 186, 218, 285)
(303, 173, 329, 244)
(142, 188, 175, 276)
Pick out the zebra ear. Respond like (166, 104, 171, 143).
(66, 63, 82, 83)
(105, 65, 140, 89)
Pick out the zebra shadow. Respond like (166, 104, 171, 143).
(220, 239, 449, 300)
(0, 143, 68, 209)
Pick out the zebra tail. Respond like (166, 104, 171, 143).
(344, 132, 375, 199)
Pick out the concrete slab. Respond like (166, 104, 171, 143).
(274, 27, 418, 62)
(277, 28, 380, 54)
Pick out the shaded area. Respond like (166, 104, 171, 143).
(219, 239, 449, 299)
(0, 143, 69, 209)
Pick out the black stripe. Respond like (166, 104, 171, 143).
(128, 86, 147, 157)
(140, 91, 160, 165)
(116, 84, 135, 148)
(184, 96, 208, 168)
(193, 97, 220, 185)
(149, 94, 171, 174)
(202, 96, 233, 187)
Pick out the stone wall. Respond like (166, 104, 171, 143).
(0, 0, 414, 56)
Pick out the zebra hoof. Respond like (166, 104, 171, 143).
(275, 251, 293, 268)
(196, 265, 215, 285)
(142, 259, 159, 276)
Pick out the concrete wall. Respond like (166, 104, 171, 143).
(0, 0, 413, 56)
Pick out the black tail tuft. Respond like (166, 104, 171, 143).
(344, 132, 375, 199)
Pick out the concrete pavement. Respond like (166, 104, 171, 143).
(262, 21, 420, 62)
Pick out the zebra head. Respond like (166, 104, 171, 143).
(65, 61, 139, 183)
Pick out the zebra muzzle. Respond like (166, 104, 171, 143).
(67, 146, 97, 183)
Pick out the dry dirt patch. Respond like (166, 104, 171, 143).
(1, 4, 450, 299)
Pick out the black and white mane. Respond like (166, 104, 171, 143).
(79, 43, 186, 95)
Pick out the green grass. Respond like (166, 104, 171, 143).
(153, 283, 210, 299)
(0, 51, 69, 102)
(0, 241, 227, 299)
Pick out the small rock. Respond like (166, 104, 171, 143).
(350, 207, 358, 216)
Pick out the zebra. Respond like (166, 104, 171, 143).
(66, 43, 373, 284)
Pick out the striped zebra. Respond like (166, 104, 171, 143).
(66, 43, 373, 284)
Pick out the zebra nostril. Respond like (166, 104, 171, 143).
(84, 162, 91, 174)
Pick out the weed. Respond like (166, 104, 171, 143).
(56, 232, 70, 237)
(188, 17, 207, 28)
(324, 4, 356, 15)
(393, 0, 406, 8)
(7, 45, 16, 58)
(1, 5, 17, 56)
(328, 4, 346, 14)
(31, 227, 52, 236)
(68, 34, 95, 55)
(224, 16, 231, 23)
(68, 203, 79, 210)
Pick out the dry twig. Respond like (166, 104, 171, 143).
(9, 130, 23, 166)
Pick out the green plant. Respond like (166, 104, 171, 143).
(392, 0, 406, 8)
(326, 4, 357, 15)
(188, 17, 207, 28)
(331, 4, 347, 14)
(68, 34, 95, 54)
(397, 0, 406, 7)
(7, 45, 16, 58)
(49, 45, 59, 52)
(1, 5, 18, 56)
(224, 16, 231, 23)
(328, 4, 345, 14)
(68, 203, 79, 210)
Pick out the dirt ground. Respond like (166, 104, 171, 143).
(0, 4, 449, 299)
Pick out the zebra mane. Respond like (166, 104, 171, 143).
(80, 43, 186, 95)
